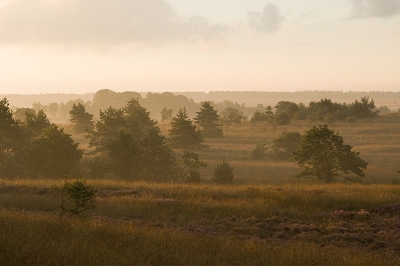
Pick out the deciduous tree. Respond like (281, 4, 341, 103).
(179, 151, 207, 182)
(292, 125, 368, 183)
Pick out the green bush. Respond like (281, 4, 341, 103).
(212, 161, 234, 184)
(60, 179, 97, 215)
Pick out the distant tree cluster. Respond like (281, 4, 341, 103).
(250, 97, 378, 125)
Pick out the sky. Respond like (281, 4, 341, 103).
(0, 0, 399, 94)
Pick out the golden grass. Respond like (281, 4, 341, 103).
(1, 180, 400, 265)
(2, 208, 395, 266)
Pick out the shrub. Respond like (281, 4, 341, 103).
(212, 161, 234, 184)
(251, 141, 268, 159)
(186, 169, 202, 183)
(60, 179, 97, 215)
(271, 132, 302, 160)
(274, 112, 291, 125)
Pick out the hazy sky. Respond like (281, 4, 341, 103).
(0, 0, 399, 94)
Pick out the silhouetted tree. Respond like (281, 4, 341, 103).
(69, 103, 94, 133)
(351, 97, 378, 119)
(275, 101, 299, 118)
(271, 132, 302, 160)
(222, 107, 243, 126)
(0, 98, 22, 164)
(212, 161, 234, 184)
(292, 125, 368, 183)
(124, 98, 156, 138)
(107, 130, 142, 179)
(27, 125, 83, 177)
(142, 128, 177, 181)
(169, 108, 204, 148)
(179, 151, 207, 182)
(13, 108, 35, 122)
(251, 106, 274, 123)
(25, 109, 51, 137)
(86, 107, 126, 155)
(274, 112, 291, 125)
(161, 107, 173, 122)
(194, 101, 223, 137)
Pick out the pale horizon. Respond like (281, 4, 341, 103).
(1, 0, 399, 94)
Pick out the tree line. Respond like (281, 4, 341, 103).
(1, 94, 371, 184)
(0, 97, 233, 184)
(250, 97, 378, 125)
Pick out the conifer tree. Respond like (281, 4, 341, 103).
(69, 103, 94, 133)
(194, 101, 223, 137)
(169, 108, 204, 148)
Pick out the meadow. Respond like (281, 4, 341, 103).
(2, 115, 400, 265)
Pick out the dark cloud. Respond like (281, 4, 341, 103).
(248, 3, 285, 33)
(0, 0, 226, 45)
(349, 0, 400, 18)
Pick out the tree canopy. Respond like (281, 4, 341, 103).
(292, 125, 368, 183)
(27, 125, 83, 177)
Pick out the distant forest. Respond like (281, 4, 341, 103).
(2, 89, 400, 122)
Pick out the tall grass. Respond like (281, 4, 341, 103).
(0, 208, 397, 266)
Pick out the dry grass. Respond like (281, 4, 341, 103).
(1, 180, 400, 265)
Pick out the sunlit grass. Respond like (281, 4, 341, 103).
(1, 180, 400, 265)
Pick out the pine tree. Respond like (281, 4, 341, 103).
(212, 161, 234, 184)
(194, 101, 223, 137)
(25, 109, 51, 137)
(0, 98, 18, 163)
(107, 130, 142, 179)
(123, 98, 156, 139)
(27, 125, 83, 177)
(169, 108, 204, 148)
(69, 103, 94, 133)
(142, 127, 177, 181)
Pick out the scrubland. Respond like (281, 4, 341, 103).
(2, 116, 400, 265)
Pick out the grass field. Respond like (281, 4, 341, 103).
(1, 179, 400, 265)
(2, 115, 400, 265)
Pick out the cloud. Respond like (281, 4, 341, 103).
(248, 3, 285, 33)
(349, 0, 400, 18)
(0, 0, 227, 46)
